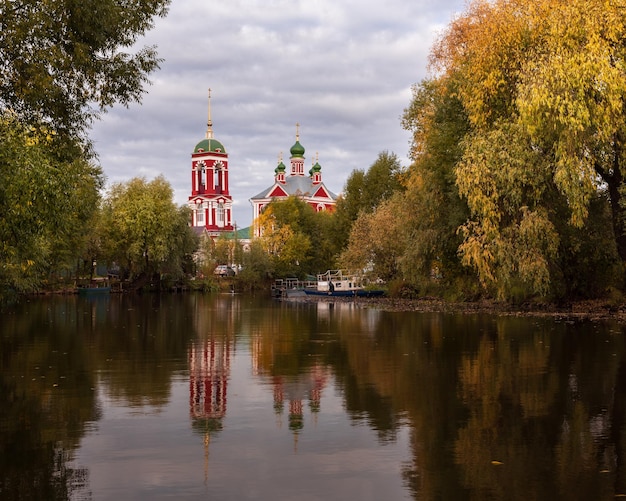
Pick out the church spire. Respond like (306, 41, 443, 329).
(205, 88, 214, 139)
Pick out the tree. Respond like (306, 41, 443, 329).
(428, 0, 626, 298)
(334, 151, 405, 243)
(0, 0, 170, 140)
(400, 79, 473, 296)
(101, 176, 198, 281)
(0, 114, 103, 297)
(256, 196, 337, 277)
(339, 194, 407, 282)
(237, 239, 274, 289)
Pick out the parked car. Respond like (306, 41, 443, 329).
(214, 265, 235, 277)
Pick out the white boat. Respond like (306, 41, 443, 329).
(303, 270, 384, 297)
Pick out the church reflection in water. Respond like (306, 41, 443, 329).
(187, 298, 334, 454)
(268, 365, 328, 449)
(189, 337, 230, 432)
(187, 334, 330, 441)
(188, 335, 232, 481)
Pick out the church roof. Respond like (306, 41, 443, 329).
(221, 226, 251, 240)
(250, 175, 338, 201)
(193, 138, 226, 154)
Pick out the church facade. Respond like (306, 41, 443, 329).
(249, 126, 338, 237)
(188, 91, 234, 238)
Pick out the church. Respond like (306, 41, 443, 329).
(249, 124, 338, 237)
(187, 90, 234, 238)
(187, 93, 338, 240)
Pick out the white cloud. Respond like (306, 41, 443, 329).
(91, 0, 466, 227)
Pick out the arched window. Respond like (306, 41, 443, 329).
(214, 161, 223, 190)
(217, 202, 225, 227)
(198, 161, 206, 188)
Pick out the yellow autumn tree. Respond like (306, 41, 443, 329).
(339, 194, 407, 282)
(255, 197, 313, 277)
(429, 0, 626, 298)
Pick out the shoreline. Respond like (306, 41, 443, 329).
(289, 295, 626, 322)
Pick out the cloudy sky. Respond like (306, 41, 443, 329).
(90, 0, 467, 228)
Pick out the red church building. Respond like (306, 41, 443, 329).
(188, 90, 234, 237)
(249, 124, 338, 237)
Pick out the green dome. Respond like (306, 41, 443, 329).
(275, 161, 286, 174)
(194, 138, 226, 154)
(290, 140, 305, 157)
(311, 161, 321, 172)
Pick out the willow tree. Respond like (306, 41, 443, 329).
(430, 0, 625, 298)
(256, 197, 315, 277)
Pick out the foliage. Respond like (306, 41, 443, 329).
(0, 0, 170, 140)
(400, 79, 473, 293)
(338, 193, 407, 282)
(100, 176, 198, 280)
(333, 151, 405, 248)
(0, 114, 103, 297)
(455, 122, 561, 298)
(213, 236, 232, 266)
(423, 0, 626, 299)
(236, 239, 274, 290)
(256, 196, 337, 277)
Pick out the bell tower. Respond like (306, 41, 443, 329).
(188, 89, 234, 235)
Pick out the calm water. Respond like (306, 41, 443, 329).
(2, 293, 626, 500)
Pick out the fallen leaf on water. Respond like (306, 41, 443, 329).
(491, 461, 503, 465)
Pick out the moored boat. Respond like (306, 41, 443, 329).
(303, 270, 385, 297)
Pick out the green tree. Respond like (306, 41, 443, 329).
(0, 115, 103, 297)
(334, 151, 405, 248)
(0, 0, 170, 140)
(237, 239, 274, 289)
(101, 176, 198, 281)
(400, 79, 473, 296)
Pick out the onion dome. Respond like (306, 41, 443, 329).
(290, 122, 305, 157)
(193, 138, 226, 154)
(290, 140, 305, 158)
(275, 160, 286, 174)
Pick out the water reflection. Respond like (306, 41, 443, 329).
(4, 294, 626, 499)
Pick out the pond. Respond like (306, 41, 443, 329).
(1, 293, 626, 500)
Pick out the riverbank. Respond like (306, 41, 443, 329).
(294, 295, 626, 322)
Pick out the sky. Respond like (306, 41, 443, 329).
(90, 0, 467, 229)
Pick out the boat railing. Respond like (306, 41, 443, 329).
(317, 270, 364, 286)
(271, 277, 317, 297)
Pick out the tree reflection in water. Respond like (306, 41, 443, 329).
(3, 294, 626, 500)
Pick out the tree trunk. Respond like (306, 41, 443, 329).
(606, 159, 626, 263)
